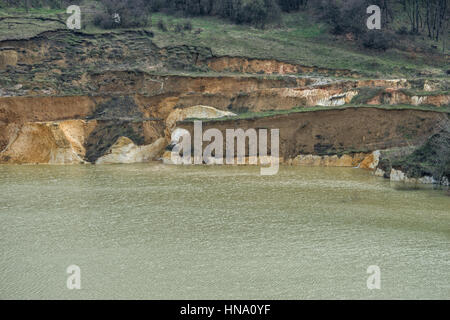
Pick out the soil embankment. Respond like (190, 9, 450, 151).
(178, 108, 448, 160)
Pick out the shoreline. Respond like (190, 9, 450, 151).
(1, 155, 448, 188)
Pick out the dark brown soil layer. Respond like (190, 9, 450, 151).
(178, 108, 449, 159)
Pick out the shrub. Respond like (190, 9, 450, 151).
(183, 20, 193, 31)
(362, 31, 394, 51)
(93, 13, 115, 29)
(98, 0, 150, 29)
(391, 127, 450, 182)
(157, 19, 167, 31)
(174, 22, 183, 33)
(313, 0, 368, 37)
(397, 26, 409, 36)
(278, 0, 308, 12)
(235, 0, 281, 28)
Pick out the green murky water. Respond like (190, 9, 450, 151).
(0, 164, 449, 299)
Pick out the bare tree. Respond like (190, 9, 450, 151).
(403, 0, 423, 34)
(425, 0, 448, 41)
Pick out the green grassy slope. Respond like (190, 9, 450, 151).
(0, 7, 66, 40)
(149, 12, 448, 78)
(0, 5, 448, 78)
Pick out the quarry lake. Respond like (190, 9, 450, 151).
(0, 164, 449, 299)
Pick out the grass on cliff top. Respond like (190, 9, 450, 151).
(398, 89, 450, 96)
(149, 12, 448, 78)
(182, 104, 450, 123)
(0, 7, 65, 41)
(0, 6, 447, 78)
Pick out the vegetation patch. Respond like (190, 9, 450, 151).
(390, 128, 450, 182)
(1, 1, 448, 78)
(398, 89, 450, 97)
(182, 104, 450, 123)
(351, 87, 384, 104)
(87, 96, 144, 120)
(85, 120, 145, 163)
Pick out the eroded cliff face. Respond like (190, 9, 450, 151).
(165, 105, 235, 135)
(367, 89, 450, 107)
(95, 137, 167, 165)
(0, 29, 448, 168)
(0, 120, 95, 164)
(0, 98, 238, 164)
(1, 84, 448, 165)
(178, 108, 448, 160)
(289, 153, 369, 167)
(204, 56, 360, 77)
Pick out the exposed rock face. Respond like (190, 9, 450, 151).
(390, 168, 408, 182)
(205, 56, 359, 77)
(89, 72, 303, 96)
(206, 57, 301, 75)
(228, 88, 359, 112)
(165, 105, 235, 134)
(0, 96, 239, 164)
(124, 80, 447, 117)
(367, 89, 450, 107)
(162, 106, 238, 164)
(0, 85, 447, 166)
(162, 150, 284, 166)
(0, 120, 96, 164)
(389, 168, 442, 185)
(289, 151, 381, 169)
(0, 27, 447, 168)
(162, 150, 174, 165)
(0, 119, 167, 165)
(290, 153, 367, 167)
(96, 137, 166, 164)
(359, 151, 380, 170)
(0, 104, 236, 165)
(374, 168, 386, 177)
(316, 91, 358, 107)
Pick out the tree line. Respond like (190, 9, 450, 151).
(1, 0, 448, 42)
(402, 0, 448, 41)
(93, 0, 309, 28)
